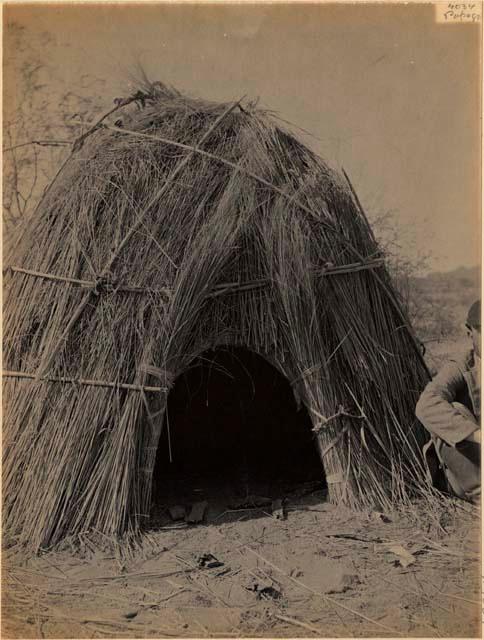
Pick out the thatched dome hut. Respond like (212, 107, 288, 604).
(3, 84, 430, 551)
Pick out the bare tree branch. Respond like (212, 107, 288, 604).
(3, 139, 72, 152)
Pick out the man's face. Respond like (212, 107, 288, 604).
(470, 325, 481, 358)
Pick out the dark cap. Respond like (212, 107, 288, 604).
(466, 300, 481, 329)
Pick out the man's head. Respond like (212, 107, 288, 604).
(466, 299, 481, 358)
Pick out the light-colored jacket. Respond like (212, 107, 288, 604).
(416, 349, 480, 449)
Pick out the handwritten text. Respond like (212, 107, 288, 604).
(436, 2, 482, 22)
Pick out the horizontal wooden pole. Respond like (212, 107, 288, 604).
(2, 370, 167, 393)
(5, 258, 384, 296)
(4, 266, 171, 297)
(7, 266, 93, 287)
(315, 259, 385, 275)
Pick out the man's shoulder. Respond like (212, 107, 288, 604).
(448, 348, 475, 373)
(426, 350, 470, 387)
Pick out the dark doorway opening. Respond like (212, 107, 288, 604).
(151, 347, 325, 518)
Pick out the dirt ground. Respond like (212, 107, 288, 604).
(3, 479, 481, 639)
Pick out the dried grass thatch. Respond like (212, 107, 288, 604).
(3, 83, 430, 551)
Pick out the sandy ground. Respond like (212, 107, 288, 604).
(3, 483, 481, 639)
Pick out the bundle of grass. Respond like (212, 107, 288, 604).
(3, 82, 431, 551)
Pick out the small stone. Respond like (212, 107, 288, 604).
(168, 505, 186, 521)
(198, 553, 224, 569)
(257, 585, 282, 600)
(272, 499, 286, 520)
(186, 500, 208, 523)
(124, 610, 138, 620)
(370, 510, 392, 523)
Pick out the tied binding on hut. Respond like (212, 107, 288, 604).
(3, 82, 430, 552)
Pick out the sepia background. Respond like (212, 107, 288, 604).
(3, 2, 482, 638)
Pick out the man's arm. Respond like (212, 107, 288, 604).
(416, 360, 479, 447)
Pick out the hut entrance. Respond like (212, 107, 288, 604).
(150, 347, 325, 521)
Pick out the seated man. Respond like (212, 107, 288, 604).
(416, 300, 480, 501)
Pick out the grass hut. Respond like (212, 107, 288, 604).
(3, 83, 430, 551)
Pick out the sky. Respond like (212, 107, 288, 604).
(4, 2, 482, 272)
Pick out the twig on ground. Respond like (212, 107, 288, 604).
(421, 537, 479, 559)
(157, 588, 188, 603)
(75, 567, 195, 582)
(274, 613, 324, 636)
(437, 590, 480, 606)
(85, 623, 132, 637)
